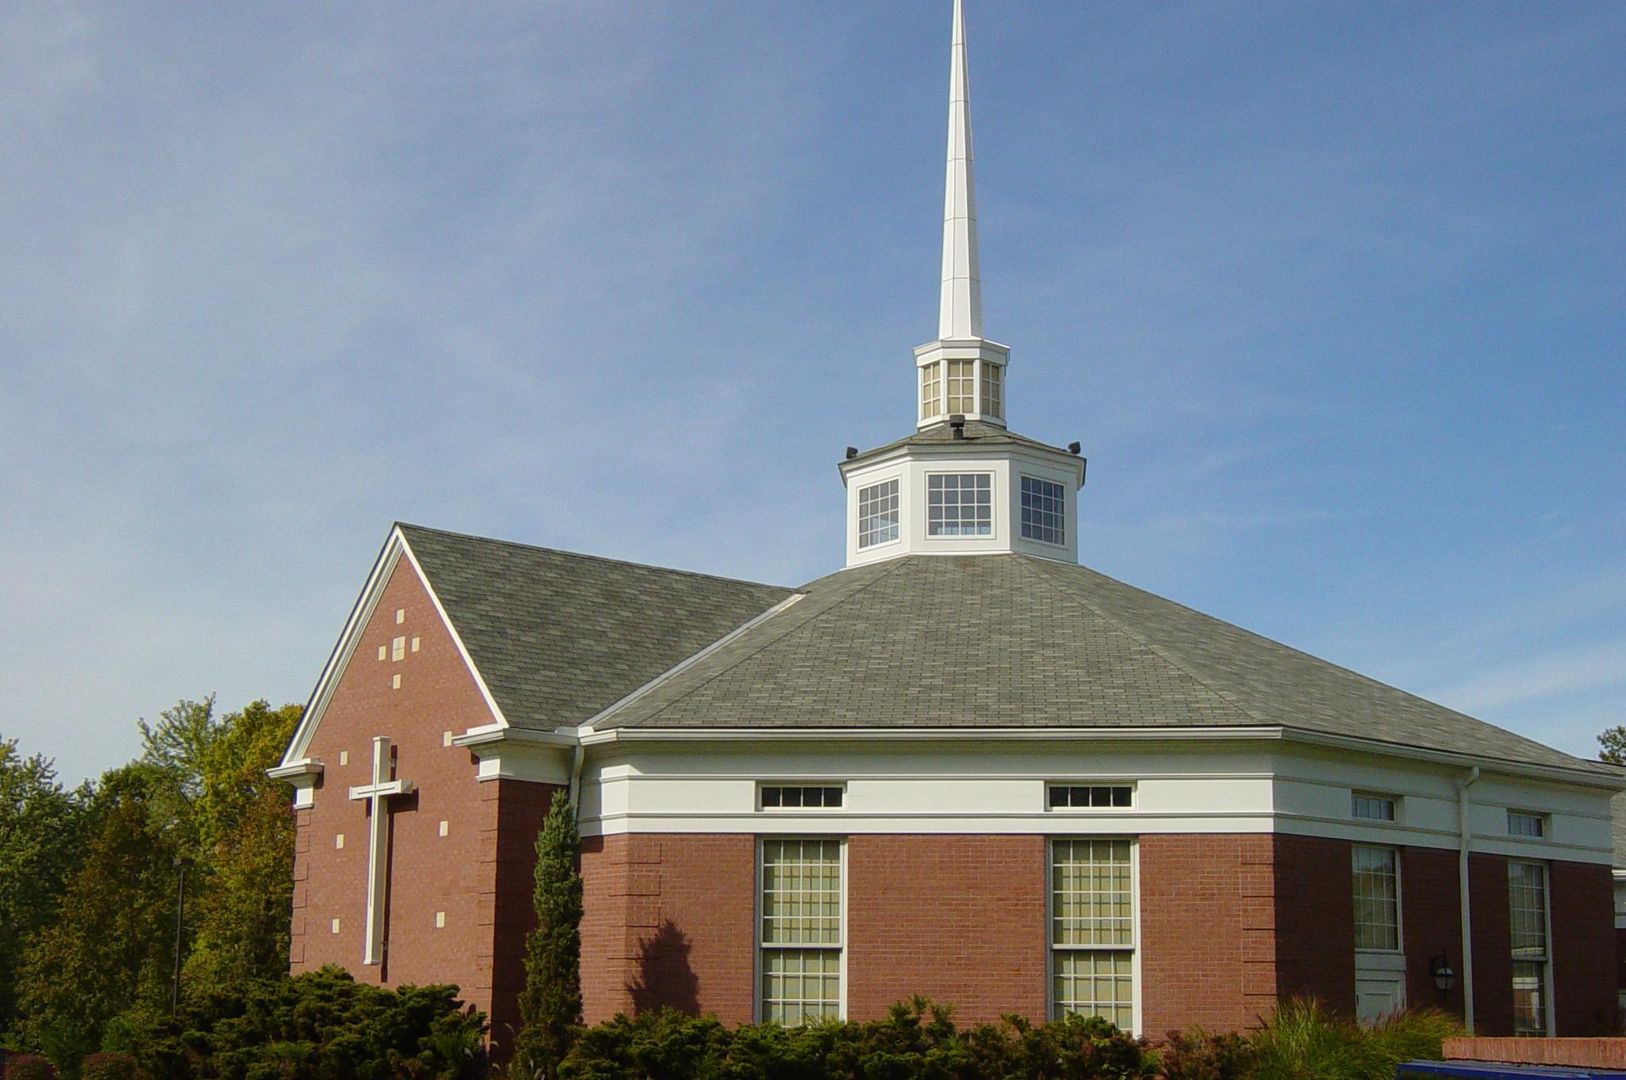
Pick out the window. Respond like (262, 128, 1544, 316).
(1049, 785, 1133, 809)
(946, 360, 975, 414)
(1352, 846, 1400, 951)
(1020, 476, 1066, 545)
(920, 363, 941, 421)
(1352, 793, 1397, 822)
(761, 785, 844, 809)
(857, 480, 900, 549)
(760, 839, 843, 1024)
(1508, 810, 1546, 838)
(1051, 839, 1135, 1028)
(1508, 861, 1550, 1036)
(927, 473, 992, 536)
(980, 361, 1003, 419)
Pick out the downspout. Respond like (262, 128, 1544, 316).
(567, 741, 586, 813)
(1457, 766, 1481, 1034)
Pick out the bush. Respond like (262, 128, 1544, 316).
(558, 997, 1156, 1079)
(1244, 1000, 1461, 1080)
(3, 1055, 55, 1080)
(77, 1054, 145, 1080)
(114, 967, 486, 1080)
(1156, 1028, 1256, 1080)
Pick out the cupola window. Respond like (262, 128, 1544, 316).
(920, 363, 942, 421)
(857, 480, 901, 549)
(946, 360, 975, 415)
(1020, 476, 1066, 545)
(980, 361, 1003, 419)
(928, 473, 992, 536)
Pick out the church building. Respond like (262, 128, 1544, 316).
(273, 0, 1622, 1054)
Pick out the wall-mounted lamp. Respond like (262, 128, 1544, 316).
(1429, 952, 1456, 994)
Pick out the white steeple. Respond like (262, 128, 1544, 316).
(839, 0, 1084, 569)
(914, 0, 1009, 431)
(939, 0, 982, 341)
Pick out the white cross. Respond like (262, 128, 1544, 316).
(348, 735, 414, 966)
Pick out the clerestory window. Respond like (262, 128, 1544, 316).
(857, 480, 900, 549)
(927, 473, 992, 537)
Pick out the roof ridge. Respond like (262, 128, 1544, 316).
(609, 559, 914, 730)
(1014, 556, 1270, 726)
(395, 522, 792, 593)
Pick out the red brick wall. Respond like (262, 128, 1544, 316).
(1468, 853, 1514, 1036)
(483, 779, 565, 1055)
(1139, 834, 1279, 1034)
(1548, 861, 1618, 1036)
(1273, 834, 1356, 1015)
(579, 833, 758, 1026)
(845, 835, 1047, 1023)
(1401, 846, 1464, 1018)
(289, 557, 500, 1017)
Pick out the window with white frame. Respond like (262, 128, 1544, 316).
(920, 363, 941, 421)
(856, 480, 900, 549)
(1021, 476, 1066, 545)
(760, 785, 844, 809)
(1509, 860, 1550, 1036)
(928, 473, 992, 536)
(759, 838, 843, 1024)
(1352, 793, 1398, 822)
(1051, 839, 1135, 1028)
(946, 360, 975, 415)
(1049, 784, 1133, 809)
(1508, 810, 1547, 838)
(1352, 845, 1400, 952)
(980, 361, 1003, 419)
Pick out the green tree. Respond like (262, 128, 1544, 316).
(512, 789, 584, 1078)
(0, 738, 90, 1037)
(16, 764, 182, 1071)
(183, 700, 302, 987)
(1598, 725, 1626, 765)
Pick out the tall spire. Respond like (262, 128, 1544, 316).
(939, 0, 982, 341)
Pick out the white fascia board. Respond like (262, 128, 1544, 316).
(568, 592, 807, 735)
(580, 723, 1622, 789)
(838, 441, 1082, 485)
(278, 530, 404, 769)
(452, 725, 576, 750)
(275, 525, 510, 774)
(267, 760, 324, 780)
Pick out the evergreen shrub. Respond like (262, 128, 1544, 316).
(3, 1055, 55, 1080)
(77, 1054, 145, 1080)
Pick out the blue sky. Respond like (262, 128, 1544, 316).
(2, 1, 1622, 785)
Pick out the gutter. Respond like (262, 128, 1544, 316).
(568, 742, 586, 812)
(1457, 766, 1481, 1034)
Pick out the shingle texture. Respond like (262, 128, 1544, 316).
(397, 524, 792, 730)
(849, 419, 1074, 462)
(596, 554, 1610, 777)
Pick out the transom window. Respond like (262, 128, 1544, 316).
(760, 839, 843, 1024)
(1352, 845, 1400, 952)
(927, 473, 992, 537)
(760, 785, 844, 809)
(1020, 476, 1066, 545)
(920, 363, 942, 421)
(1049, 785, 1133, 809)
(856, 480, 900, 549)
(1051, 839, 1135, 1028)
(946, 360, 975, 414)
(1507, 810, 1546, 838)
(980, 361, 1003, 419)
(1352, 793, 1397, 822)
(1508, 860, 1550, 1036)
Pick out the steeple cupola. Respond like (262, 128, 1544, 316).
(914, 0, 1009, 429)
(838, 0, 1086, 569)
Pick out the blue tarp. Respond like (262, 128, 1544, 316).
(1400, 1062, 1626, 1079)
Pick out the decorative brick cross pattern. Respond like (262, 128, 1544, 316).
(347, 735, 414, 966)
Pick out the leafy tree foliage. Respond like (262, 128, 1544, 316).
(512, 789, 584, 1078)
(1598, 725, 1626, 765)
(16, 764, 183, 1070)
(184, 700, 302, 988)
(0, 738, 90, 1037)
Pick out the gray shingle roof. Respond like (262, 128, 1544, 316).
(596, 553, 1611, 777)
(848, 419, 1076, 463)
(397, 524, 792, 730)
